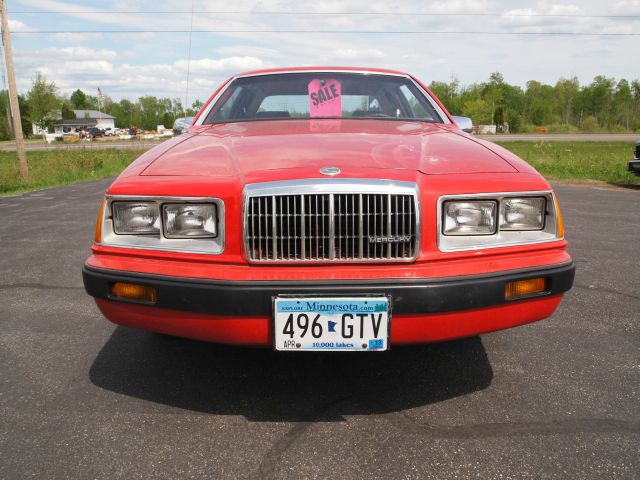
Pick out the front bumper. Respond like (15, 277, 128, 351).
(83, 261, 574, 345)
(84, 262, 574, 316)
(629, 159, 640, 176)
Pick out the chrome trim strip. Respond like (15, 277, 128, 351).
(271, 196, 278, 260)
(236, 69, 409, 79)
(98, 195, 225, 255)
(242, 179, 420, 264)
(328, 193, 336, 260)
(437, 190, 562, 252)
(195, 70, 449, 126)
(244, 178, 419, 196)
(358, 193, 364, 258)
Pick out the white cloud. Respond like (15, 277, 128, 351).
(614, 0, 640, 12)
(331, 48, 385, 60)
(8, 20, 30, 32)
(174, 56, 268, 73)
(216, 45, 283, 58)
(112, 32, 157, 42)
(49, 32, 104, 43)
(38, 60, 114, 76)
(41, 46, 118, 60)
(422, 0, 494, 13)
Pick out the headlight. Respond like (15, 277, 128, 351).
(163, 204, 217, 238)
(112, 202, 160, 234)
(438, 192, 561, 252)
(443, 200, 497, 235)
(500, 197, 545, 231)
(99, 196, 225, 254)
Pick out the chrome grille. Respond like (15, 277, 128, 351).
(245, 181, 418, 262)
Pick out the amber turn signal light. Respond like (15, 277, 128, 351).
(553, 194, 565, 238)
(94, 198, 105, 243)
(505, 277, 548, 300)
(112, 282, 157, 303)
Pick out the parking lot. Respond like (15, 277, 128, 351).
(0, 179, 638, 479)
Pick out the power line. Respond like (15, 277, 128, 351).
(7, 10, 640, 18)
(10, 29, 640, 36)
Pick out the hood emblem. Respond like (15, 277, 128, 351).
(320, 166, 341, 176)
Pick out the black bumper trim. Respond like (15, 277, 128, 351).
(629, 159, 640, 176)
(82, 261, 575, 316)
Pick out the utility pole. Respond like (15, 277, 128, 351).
(1, 0, 28, 182)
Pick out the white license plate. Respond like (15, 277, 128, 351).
(273, 296, 390, 351)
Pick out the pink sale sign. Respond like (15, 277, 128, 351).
(308, 79, 342, 117)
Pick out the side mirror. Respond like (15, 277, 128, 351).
(452, 116, 474, 134)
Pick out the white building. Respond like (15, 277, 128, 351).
(33, 110, 116, 135)
(70, 110, 115, 131)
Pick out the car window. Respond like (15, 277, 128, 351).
(257, 94, 385, 118)
(399, 85, 436, 121)
(207, 72, 441, 124)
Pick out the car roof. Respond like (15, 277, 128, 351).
(234, 66, 410, 78)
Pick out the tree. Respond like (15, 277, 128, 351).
(61, 103, 76, 120)
(483, 72, 505, 125)
(632, 80, 640, 130)
(0, 90, 11, 140)
(576, 76, 615, 128)
(428, 79, 461, 113)
(138, 95, 160, 129)
(461, 98, 492, 125)
(612, 79, 633, 130)
(524, 81, 556, 126)
(26, 72, 60, 135)
(554, 77, 579, 125)
(18, 94, 31, 137)
(70, 89, 87, 109)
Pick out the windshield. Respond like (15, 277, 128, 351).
(203, 72, 442, 124)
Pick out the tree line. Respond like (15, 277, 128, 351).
(0, 73, 204, 140)
(428, 72, 640, 133)
(1, 71, 639, 140)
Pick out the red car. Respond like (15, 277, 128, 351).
(83, 67, 574, 351)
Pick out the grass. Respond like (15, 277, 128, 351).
(495, 141, 640, 187)
(0, 148, 146, 196)
(0, 141, 638, 196)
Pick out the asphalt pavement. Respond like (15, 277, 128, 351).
(0, 179, 638, 479)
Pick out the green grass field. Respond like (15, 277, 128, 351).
(0, 141, 638, 196)
(496, 141, 639, 187)
(0, 148, 146, 195)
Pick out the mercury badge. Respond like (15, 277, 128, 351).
(319, 166, 341, 176)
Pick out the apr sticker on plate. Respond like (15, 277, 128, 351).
(273, 296, 390, 351)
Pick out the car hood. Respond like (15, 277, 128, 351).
(140, 119, 518, 180)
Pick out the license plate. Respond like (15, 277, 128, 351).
(273, 296, 390, 351)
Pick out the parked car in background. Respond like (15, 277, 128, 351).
(172, 116, 194, 135)
(83, 67, 574, 351)
(86, 127, 104, 138)
(629, 140, 640, 175)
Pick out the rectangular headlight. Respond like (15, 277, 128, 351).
(500, 198, 545, 231)
(443, 200, 497, 235)
(112, 202, 160, 235)
(163, 204, 217, 238)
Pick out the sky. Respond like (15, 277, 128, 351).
(5, 0, 640, 107)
